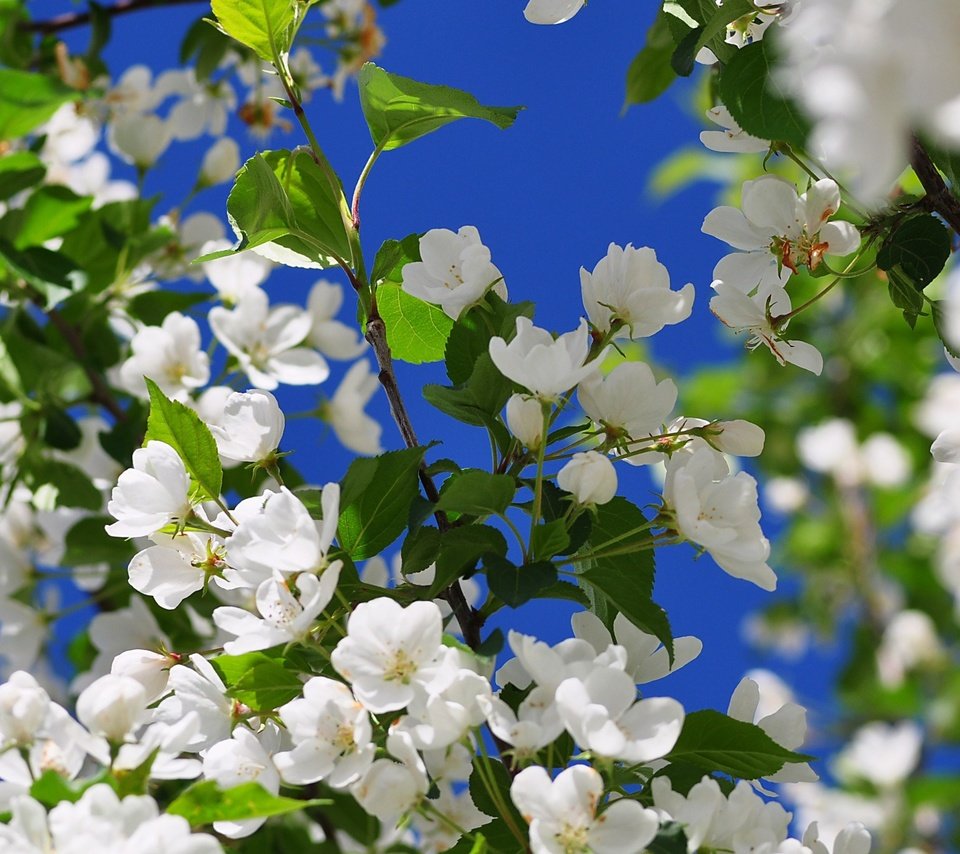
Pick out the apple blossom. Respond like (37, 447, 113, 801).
(214, 568, 342, 653)
(711, 280, 824, 375)
(0, 599, 45, 676)
(578, 362, 677, 442)
(154, 654, 234, 752)
(580, 243, 694, 339)
(0, 672, 51, 748)
(663, 445, 777, 590)
(489, 317, 599, 400)
(208, 389, 285, 463)
(198, 137, 240, 187)
(557, 451, 618, 505)
(700, 105, 770, 154)
(274, 676, 375, 787)
(832, 720, 923, 789)
(76, 674, 149, 743)
(350, 729, 429, 822)
(208, 287, 329, 390)
(523, 0, 585, 26)
(109, 649, 172, 702)
(200, 239, 272, 304)
(321, 360, 383, 455)
(505, 393, 546, 449)
(118, 312, 210, 400)
(511, 764, 660, 854)
(401, 226, 505, 320)
(202, 725, 282, 838)
(703, 176, 861, 293)
(108, 113, 171, 168)
(105, 441, 193, 538)
(331, 598, 456, 713)
(478, 686, 565, 757)
(128, 529, 228, 609)
(413, 785, 492, 851)
(306, 280, 368, 358)
(571, 611, 702, 684)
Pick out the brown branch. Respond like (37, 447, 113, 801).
(22, 0, 205, 35)
(910, 137, 960, 236)
(44, 307, 129, 424)
(364, 308, 484, 652)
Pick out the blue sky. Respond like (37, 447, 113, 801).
(38, 0, 846, 752)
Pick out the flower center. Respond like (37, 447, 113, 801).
(383, 649, 417, 684)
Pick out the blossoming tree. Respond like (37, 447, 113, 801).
(0, 0, 959, 852)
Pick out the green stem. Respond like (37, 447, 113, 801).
(351, 141, 387, 230)
(529, 402, 550, 538)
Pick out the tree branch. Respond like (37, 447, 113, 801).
(44, 307, 129, 424)
(910, 137, 960, 236)
(363, 307, 484, 651)
(22, 0, 205, 35)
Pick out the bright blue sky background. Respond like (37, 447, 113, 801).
(40, 0, 846, 768)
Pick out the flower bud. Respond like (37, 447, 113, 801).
(558, 451, 617, 505)
(210, 390, 285, 463)
(0, 671, 50, 746)
(706, 420, 765, 457)
(505, 394, 545, 449)
(110, 649, 173, 702)
(199, 137, 240, 187)
(77, 674, 148, 743)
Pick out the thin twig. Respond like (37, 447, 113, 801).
(22, 0, 205, 34)
(363, 307, 483, 650)
(38, 302, 129, 424)
(910, 137, 960, 236)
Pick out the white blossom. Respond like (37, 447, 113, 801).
(201, 241, 272, 304)
(558, 451, 618, 505)
(118, 312, 210, 400)
(105, 441, 193, 539)
(209, 390, 285, 464)
(832, 720, 923, 789)
(511, 764, 660, 854)
(579, 362, 677, 442)
(581, 243, 694, 339)
(75, 674, 149, 743)
(306, 280, 367, 359)
(700, 105, 770, 154)
(209, 287, 329, 390)
(108, 113, 171, 168)
(401, 226, 505, 319)
(524, 0, 585, 25)
(198, 137, 240, 186)
(322, 360, 383, 455)
(489, 317, 599, 400)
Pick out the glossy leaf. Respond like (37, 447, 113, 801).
(209, 0, 295, 62)
(435, 469, 515, 517)
(0, 69, 76, 141)
(144, 378, 223, 503)
(358, 63, 522, 152)
(167, 780, 327, 825)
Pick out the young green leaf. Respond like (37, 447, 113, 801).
(358, 63, 523, 152)
(144, 377, 223, 503)
(665, 709, 814, 779)
(376, 282, 453, 364)
(167, 780, 328, 826)
(0, 151, 46, 202)
(338, 447, 426, 559)
(624, 8, 678, 108)
(211, 651, 303, 711)
(719, 40, 810, 148)
(224, 150, 352, 270)
(0, 69, 76, 141)
(209, 0, 295, 62)
(435, 469, 515, 517)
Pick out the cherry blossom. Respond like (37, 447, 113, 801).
(117, 312, 210, 400)
(557, 451, 618, 505)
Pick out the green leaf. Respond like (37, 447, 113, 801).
(377, 282, 453, 364)
(0, 315, 90, 400)
(885, 267, 924, 326)
(358, 63, 522, 152)
(181, 15, 234, 80)
(435, 469, 515, 517)
(469, 758, 524, 832)
(400, 524, 441, 576)
(576, 497, 673, 658)
(485, 554, 557, 608)
(24, 459, 101, 511)
(444, 293, 534, 384)
(0, 69, 76, 141)
(338, 447, 426, 559)
(624, 8, 677, 108)
(211, 651, 303, 711)
(113, 746, 160, 797)
(209, 0, 295, 62)
(63, 516, 134, 566)
(127, 289, 209, 326)
(719, 40, 810, 148)
(672, 0, 756, 75)
(225, 150, 352, 270)
(167, 780, 327, 825)
(876, 213, 951, 289)
(424, 353, 514, 427)
(429, 524, 508, 597)
(144, 378, 223, 503)
(530, 520, 571, 561)
(29, 771, 83, 807)
(0, 240, 86, 308)
(3, 185, 93, 249)
(665, 709, 814, 779)
(0, 151, 46, 202)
